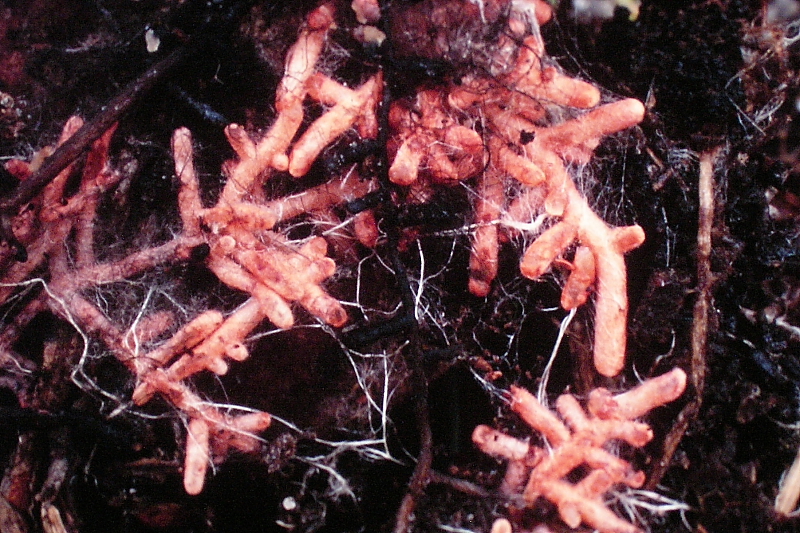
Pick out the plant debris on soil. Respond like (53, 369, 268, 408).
(2, 0, 800, 532)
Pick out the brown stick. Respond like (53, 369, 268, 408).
(646, 146, 720, 489)
(392, 324, 433, 533)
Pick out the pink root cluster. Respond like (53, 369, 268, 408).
(0, 1, 385, 495)
(117, 1, 388, 493)
(384, 0, 645, 377)
(473, 369, 687, 533)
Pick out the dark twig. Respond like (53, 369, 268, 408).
(0, 45, 190, 272)
(366, 8, 435, 528)
(0, 0, 259, 264)
(392, 331, 434, 533)
(0, 45, 190, 216)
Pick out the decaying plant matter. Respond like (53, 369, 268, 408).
(473, 369, 687, 533)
